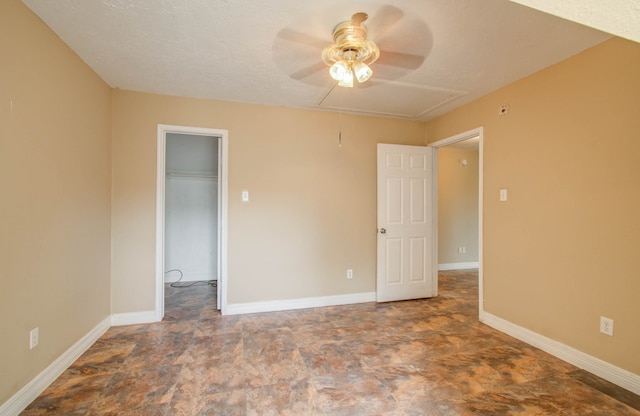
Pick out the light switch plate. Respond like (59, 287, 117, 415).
(241, 190, 249, 202)
(499, 189, 508, 202)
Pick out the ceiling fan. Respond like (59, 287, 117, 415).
(272, 5, 430, 88)
(322, 12, 379, 87)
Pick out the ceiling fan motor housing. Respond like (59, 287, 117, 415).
(322, 14, 380, 66)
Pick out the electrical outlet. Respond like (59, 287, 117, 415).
(462, 246, 466, 254)
(346, 269, 353, 279)
(458, 247, 463, 254)
(30, 327, 39, 349)
(600, 316, 614, 336)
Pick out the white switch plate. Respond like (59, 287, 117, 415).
(499, 189, 508, 202)
(30, 327, 39, 349)
(241, 190, 249, 202)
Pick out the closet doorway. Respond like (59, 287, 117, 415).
(156, 125, 228, 319)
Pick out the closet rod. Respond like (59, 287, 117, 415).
(166, 172, 217, 179)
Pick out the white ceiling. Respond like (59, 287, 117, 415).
(511, 0, 640, 44)
(22, 0, 612, 121)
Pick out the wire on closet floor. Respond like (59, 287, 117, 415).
(164, 269, 217, 288)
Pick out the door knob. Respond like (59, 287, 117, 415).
(380, 228, 387, 234)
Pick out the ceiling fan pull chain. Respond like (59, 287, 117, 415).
(338, 92, 343, 147)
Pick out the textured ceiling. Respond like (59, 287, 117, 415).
(22, 0, 611, 121)
(511, 0, 640, 44)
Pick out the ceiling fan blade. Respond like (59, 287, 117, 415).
(376, 50, 425, 70)
(276, 28, 328, 50)
(366, 5, 404, 38)
(290, 61, 327, 80)
(351, 12, 368, 26)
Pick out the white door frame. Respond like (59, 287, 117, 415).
(156, 124, 229, 319)
(428, 127, 484, 318)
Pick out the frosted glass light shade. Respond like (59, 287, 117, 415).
(329, 61, 349, 81)
(354, 61, 373, 83)
(338, 69, 354, 87)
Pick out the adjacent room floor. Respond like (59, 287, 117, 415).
(22, 270, 640, 415)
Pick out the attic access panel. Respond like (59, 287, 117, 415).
(319, 81, 467, 119)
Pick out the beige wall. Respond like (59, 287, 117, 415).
(111, 90, 425, 311)
(5, 0, 639, 405)
(426, 37, 640, 375)
(437, 148, 479, 265)
(0, 0, 112, 404)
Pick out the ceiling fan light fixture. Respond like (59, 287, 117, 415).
(337, 68, 354, 87)
(322, 12, 380, 87)
(329, 61, 349, 81)
(354, 61, 372, 83)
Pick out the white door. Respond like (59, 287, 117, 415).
(377, 143, 436, 302)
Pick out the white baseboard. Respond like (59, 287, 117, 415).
(111, 310, 158, 326)
(481, 311, 640, 396)
(225, 291, 376, 315)
(0, 317, 111, 416)
(438, 262, 479, 271)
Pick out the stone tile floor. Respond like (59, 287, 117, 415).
(22, 270, 640, 415)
